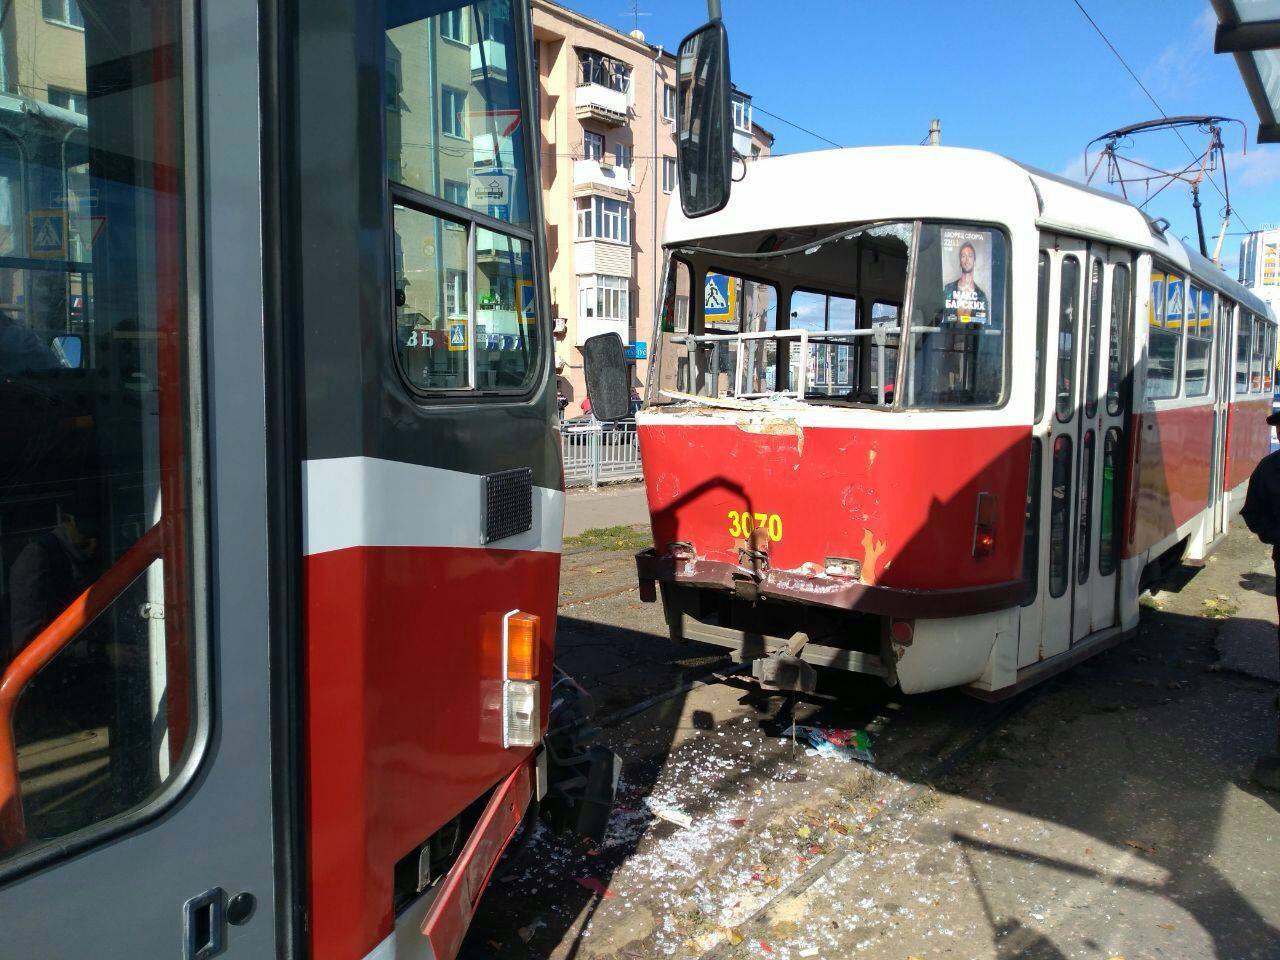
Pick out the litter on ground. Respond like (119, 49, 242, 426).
(781, 724, 875, 763)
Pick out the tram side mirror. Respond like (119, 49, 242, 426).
(51, 334, 83, 368)
(676, 20, 732, 218)
(581, 333, 631, 423)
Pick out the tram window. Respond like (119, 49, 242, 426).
(790, 289, 858, 399)
(393, 204, 471, 390)
(1236, 311, 1252, 394)
(905, 224, 1008, 408)
(1184, 284, 1212, 398)
(1077, 430, 1094, 585)
(1049, 435, 1073, 599)
(648, 257, 692, 404)
(1106, 263, 1130, 415)
(1084, 259, 1102, 419)
(386, 1, 532, 227)
(702, 270, 777, 397)
(1145, 267, 1181, 400)
(1266, 323, 1275, 392)
(1099, 428, 1121, 577)
(475, 229, 538, 389)
(1021, 438, 1042, 607)
(1, 0, 199, 870)
(1055, 256, 1080, 421)
(1249, 313, 1263, 391)
(869, 302, 901, 397)
(1035, 252, 1049, 424)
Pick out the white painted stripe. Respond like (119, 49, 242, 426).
(637, 405, 1029, 431)
(303, 456, 563, 557)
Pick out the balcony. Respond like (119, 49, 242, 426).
(575, 314, 628, 347)
(572, 158, 631, 195)
(470, 39, 508, 79)
(733, 127, 753, 159)
(574, 83, 629, 126)
(573, 240, 631, 279)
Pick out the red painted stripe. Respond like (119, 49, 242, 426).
(638, 422, 1029, 590)
(305, 545, 559, 960)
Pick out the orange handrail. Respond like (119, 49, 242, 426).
(0, 522, 164, 852)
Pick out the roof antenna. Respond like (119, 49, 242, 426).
(620, 0, 650, 36)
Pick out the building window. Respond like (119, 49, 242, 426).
(583, 130, 604, 161)
(579, 275, 629, 322)
(578, 50, 630, 93)
(440, 8, 466, 43)
(443, 180, 468, 229)
(42, 0, 83, 28)
(441, 86, 467, 139)
(47, 86, 86, 115)
(445, 267, 468, 317)
(731, 94, 751, 133)
(614, 143, 631, 171)
(662, 83, 676, 121)
(662, 157, 676, 194)
(575, 196, 630, 244)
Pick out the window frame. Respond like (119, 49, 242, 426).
(661, 156, 676, 194)
(1183, 282, 1213, 398)
(0, 0, 214, 883)
(384, 2, 546, 402)
(440, 85, 467, 140)
(440, 7, 467, 44)
(1105, 262, 1131, 416)
(1145, 264, 1183, 402)
(662, 83, 676, 121)
(578, 274, 630, 324)
(1055, 254, 1081, 422)
(583, 129, 604, 161)
(42, 0, 84, 29)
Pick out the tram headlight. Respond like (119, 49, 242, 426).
(502, 611, 542, 748)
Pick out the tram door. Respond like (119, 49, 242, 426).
(1035, 237, 1129, 661)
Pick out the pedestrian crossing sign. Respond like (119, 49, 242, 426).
(448, 320, 468, 352)
(29, 210, 67, 260)
(704, 272, 736, 324)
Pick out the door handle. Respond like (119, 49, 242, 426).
(184, 888, 226, 960)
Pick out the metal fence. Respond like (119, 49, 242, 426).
(561, 421, 643, 488)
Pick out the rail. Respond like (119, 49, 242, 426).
(0, 522, 164, 850)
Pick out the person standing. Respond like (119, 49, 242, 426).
(1240, 409, 1280, 791)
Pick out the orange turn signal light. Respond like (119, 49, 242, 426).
(506, 612, 541, 681)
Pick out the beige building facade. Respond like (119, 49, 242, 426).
(530, 0, 771, 415)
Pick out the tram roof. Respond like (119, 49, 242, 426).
(666, 146, 1272, 319)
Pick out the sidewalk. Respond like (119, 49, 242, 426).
(563, 481, 651, 538)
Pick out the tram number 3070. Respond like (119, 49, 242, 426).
(727, 510, 783, 542)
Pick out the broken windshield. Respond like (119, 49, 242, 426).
(646, 220, 1008, 409)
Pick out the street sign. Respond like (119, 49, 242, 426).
(29, 210, 67, 259)
(470, 171, 511, 206)
(448, 321, 468, 352)
(517, 279, 535, 322)
(704, 272, 736, 324)
(465, 109, 522, 138)
(624, 341, 648, 360)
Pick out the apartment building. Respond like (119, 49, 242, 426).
(1239, 227, 1280, 320)
(530, 0, 772, 415)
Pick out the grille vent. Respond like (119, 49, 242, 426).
(483, 468, 533, 544)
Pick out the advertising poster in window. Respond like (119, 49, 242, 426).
(939, 228, 992, 325)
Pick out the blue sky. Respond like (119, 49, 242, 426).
(570, 0, 1280, 272)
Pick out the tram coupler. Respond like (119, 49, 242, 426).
(733, 528, 771, 602)
(751, 632, 817, 694)
(540, 668, 621, 843)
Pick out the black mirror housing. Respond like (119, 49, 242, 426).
(676, 20, 732, 218)
(580, 333, 632, 423)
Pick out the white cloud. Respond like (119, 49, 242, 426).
(1141, 9, 1217, 102)
(1230, 145, 1280, 189)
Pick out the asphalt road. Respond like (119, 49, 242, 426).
(463, 527, 1280, 960)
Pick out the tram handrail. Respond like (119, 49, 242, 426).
(0, 521, 164, 852)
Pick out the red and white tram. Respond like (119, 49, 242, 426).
(0, 2, 596, 959)
(625, 145, 1276, 697)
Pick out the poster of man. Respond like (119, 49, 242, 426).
(940, 228, 992, 324)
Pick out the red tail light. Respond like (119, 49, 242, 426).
(973, 492, 997, 558)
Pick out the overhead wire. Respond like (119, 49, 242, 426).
(1069, 0, 1252, 233)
